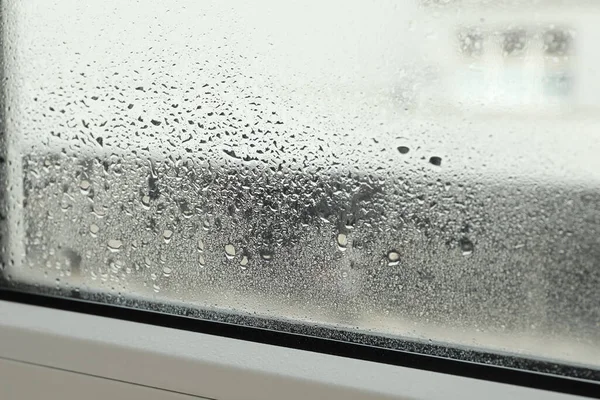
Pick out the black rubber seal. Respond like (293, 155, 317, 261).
(0, 288, 598, 398)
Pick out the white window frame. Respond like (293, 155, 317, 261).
(0, 298, 594, 400)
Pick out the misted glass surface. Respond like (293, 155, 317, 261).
(1, 0, 599, 374)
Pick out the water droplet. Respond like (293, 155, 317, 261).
(197, 239, 205, 252)
(89, 224, 99, 236)
(60, 199, 71, 211)
(141, 195, 151, 208)
(337, 233, 348, 251)
(92, 204, 106, 218)
(153, 284, 160, 293)
(162, 266, 172, 277)
(240, 255, 249, 269)
(225, 244, 236, 259)
(397, 146, 410, 154)
(429, 156, 442, 166)
(107, 239, 123, 252)
(199, 254, 205, 267)
(202, 219, 211, 231)
(79, 180, 91, 191)
(110, 260, 123, 274)
(460, 238, 474, 256)
(260, 250, 273, 261)
(163, 229, 173, 243)
(387, 250, 400, 266)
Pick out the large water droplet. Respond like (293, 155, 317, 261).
(163, 229, 173, 243)
(387, 250, 400, 266)
(162, 266, 172, 277)
(92, 204, 106, 218)
(225, 244, 236, 259)
(107, 239, 123, 251)
(79, 180, 91, 192)
(337, 233, 348, 251)
(141, 195, 151, 209)
(60, 199, 71, 212)
(197, 239, 205, 252)
(460, 238, 474, 256)
(429, 156, 442, 166)
(240, 255, 249, 269)
(89, 223, 99, 236)
(397, 146, 410, 154)
(260, 250, 273, 261)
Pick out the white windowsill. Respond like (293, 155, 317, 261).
(0, 300, 584, 400)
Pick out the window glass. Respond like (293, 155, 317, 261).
(1, 0, 599, 377)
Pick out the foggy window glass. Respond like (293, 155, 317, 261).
(1, 0, 599, 379)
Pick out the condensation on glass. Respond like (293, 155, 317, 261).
(1, 0, 599, 375)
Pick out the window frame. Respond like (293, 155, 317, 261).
(0, 289, 598, 399)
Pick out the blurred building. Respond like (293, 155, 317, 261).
(414, 1, 600, 114)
